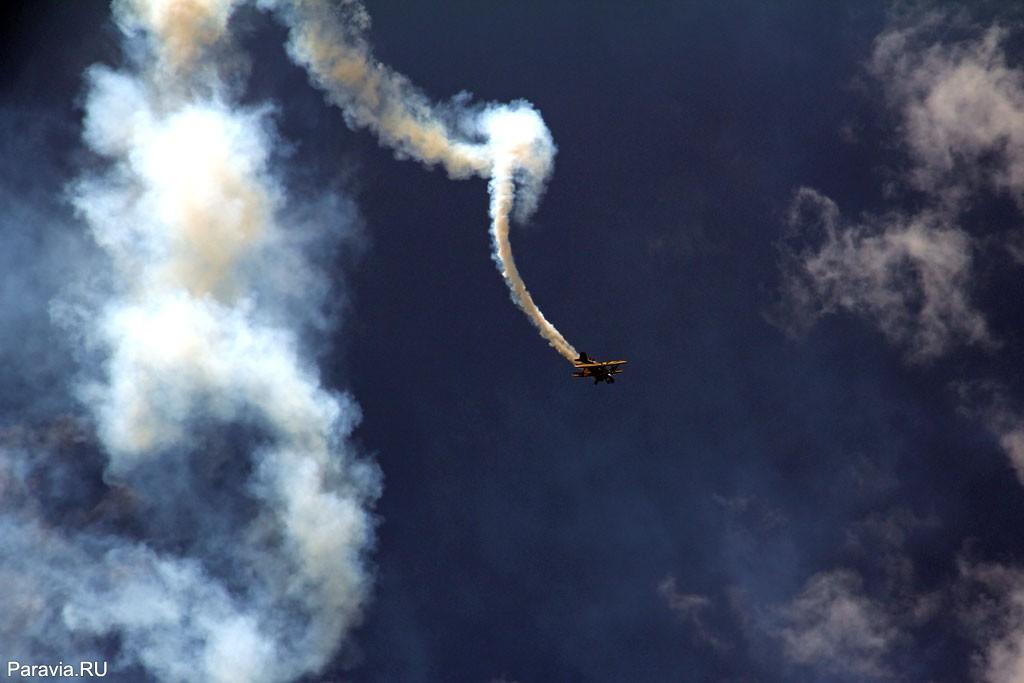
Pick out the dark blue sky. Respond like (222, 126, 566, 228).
(5, 2, 1024, 682)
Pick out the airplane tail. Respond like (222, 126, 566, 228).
(576, 352, 591, 364)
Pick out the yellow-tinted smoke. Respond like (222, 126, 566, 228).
(67, 1, 378, 680)
(279, 0, 578, 362)
(485, 111, 578, 361)
(116, 0, 238, 68)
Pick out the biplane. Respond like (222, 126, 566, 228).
(572, 352, 627, 384)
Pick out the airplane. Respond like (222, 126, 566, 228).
(572, 352, 627, 384)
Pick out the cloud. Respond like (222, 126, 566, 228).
(844, 507, 939, 556)
(756, 508, 941, 680)
(956, 381, 1024, 486)
(859, 21, 1024, 679)
(958, 561, 1024, 683)
(659, 576, 712, 614)
(871, 18, 1024, 205)
(774, 187, 992, 362)
(657, 575, 729, 651)
(712, 493, 788, 533)
(771, 11, 1024, 362)
(776, 569, 901, 679)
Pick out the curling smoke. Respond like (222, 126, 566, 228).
(2, 0, 376, 681)
(3, 1, 573, 680)
(274, 0, 579, 362)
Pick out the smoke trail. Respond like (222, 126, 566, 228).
(273, 0, 579, 362)
(1, 1, 377, 681)
(5, 1, 573, 679)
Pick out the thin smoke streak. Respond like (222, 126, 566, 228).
(275, 0, 578, 362)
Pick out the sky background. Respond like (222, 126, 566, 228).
(4, 2, 1024, 682)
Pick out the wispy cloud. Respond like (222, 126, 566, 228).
(657, 575, 729, 652)
(956, 381, 1024, 486)
(957, 560, 1024, 683)
(871, 18, 1024, 206)
(773, 187, 992, 361)
(776, 569, 901, 679)
(753, 507, 942, 680)
(772, 10, 1024, 362)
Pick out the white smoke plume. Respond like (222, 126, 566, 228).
(7, 1, 574, 679)
(2, 0, 378, 681)
(269, 0, 579, 362)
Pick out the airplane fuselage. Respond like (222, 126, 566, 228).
(572, 352, 627, 384)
